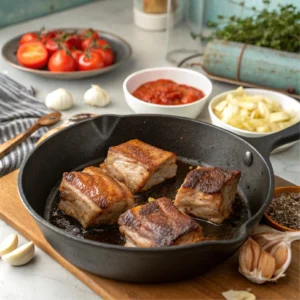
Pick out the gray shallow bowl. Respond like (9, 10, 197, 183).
(2, 28, 132, 80)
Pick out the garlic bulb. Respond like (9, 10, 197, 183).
(45, 88, 73, 111)
(239, 230, 300, 284)
(84, 84, 109, 107)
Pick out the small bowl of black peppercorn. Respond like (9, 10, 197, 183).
(264, 186, 300, 232)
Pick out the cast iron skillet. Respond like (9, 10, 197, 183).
(18, 115, 299, 283)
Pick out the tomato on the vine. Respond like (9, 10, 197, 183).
(40, 30, 60, 43)
(48, 50, 76, 72)
(78, 51, 104, 71)
(71, 49, 83, 65)
(45, 39, 59, 56)
(95, 39, 109, 47)
(19, 33, 39, 45)
(81, 38, 93, 51)
(79, 29, 99, 40)
(17, 28, 114, 72)
(17, 41, 48, 69)
(45, 38, 72, 56)
(93, 46, 114, 66)
(81, 38, 109, 51)
(65, 34, 82, 50)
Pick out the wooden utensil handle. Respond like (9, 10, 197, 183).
(0, 123, 41, 160)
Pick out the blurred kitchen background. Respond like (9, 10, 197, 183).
(1, 0, 299, 29)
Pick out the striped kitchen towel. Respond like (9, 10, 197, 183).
(0, 74, 51, 177)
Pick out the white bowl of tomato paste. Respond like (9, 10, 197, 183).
(123, 67, 213, 119)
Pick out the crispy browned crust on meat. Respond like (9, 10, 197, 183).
(182, 167, 241, 194)
(118, 197, 203, 247)
(58, 167, 135, 228)
(108, 139, 176, 173)
(60, 171, 110, 209)
(174, 167, 241, 224)
(103, 139, 177, 193)
(82, 166, 134, 204)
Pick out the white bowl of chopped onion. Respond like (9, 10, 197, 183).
(208, 87, 300, 152)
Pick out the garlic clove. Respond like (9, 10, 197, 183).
(84, 84, 110, 107)
(271, 245, 292, 279)
(2, 241, 35, 266)
(257, 250, 275, 279)
(238, 239, 269, 284)
(272, 244, 288, 271)
(222, 290, 256, 300)
(0, 233, 18, 256)
(239, 238, 261, 273)
(45, 88, 73, 111)
(239, 240, 252, 274)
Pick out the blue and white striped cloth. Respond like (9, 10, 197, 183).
(0, 74, 51, 177)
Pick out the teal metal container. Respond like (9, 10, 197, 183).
(203, 40, 300, 95)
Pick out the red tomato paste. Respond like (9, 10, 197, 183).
(132, 79, 205, 105)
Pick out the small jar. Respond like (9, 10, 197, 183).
(133, 0, 177, 31)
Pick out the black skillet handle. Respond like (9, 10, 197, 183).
(244, 122, 300, 158)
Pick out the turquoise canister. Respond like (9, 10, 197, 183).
(202, 40, 300, 95)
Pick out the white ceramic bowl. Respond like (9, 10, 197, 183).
(208, 88, 300, 152)
(123, 67, 213, 119)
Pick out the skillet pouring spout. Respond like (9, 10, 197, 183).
(18, 115, 298, 282)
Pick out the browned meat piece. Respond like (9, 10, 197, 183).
(103, 139, 177, 194)
(118, 197, 204, 247)
(174, 167, 241, 224)
(58, 166, 135, 229)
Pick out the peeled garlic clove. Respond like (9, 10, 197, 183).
(0, 233, 18, 256)
(2, 241, 35, 266)
(222, 290, 256, 300)
(45, 88, 73, 111)
(84, 84, 110, 107)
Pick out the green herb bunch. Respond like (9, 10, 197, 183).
(200, 1, 300, 53)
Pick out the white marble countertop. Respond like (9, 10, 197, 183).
(0, 0, 299, 299)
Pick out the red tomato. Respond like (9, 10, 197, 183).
(65, 34, 82, 49)
(40, 30, 60, 43)
(45, 39, 59, 56)
(81, 38, 109, 50)
(48, 50, 76, 72)
(19, 33, 39, 45)
(78, 51, 104, 71)
(45, 38, 72, 56)
(96, 39, 109, 47)
(71, 49, 83, 65)
(93, 46, 114, 66)
(81, 38, 93, 50)
(79, 29, 99, 40)
(16, 41, 48, 69)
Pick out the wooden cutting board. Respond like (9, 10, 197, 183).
(0, 170, 299, 300)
